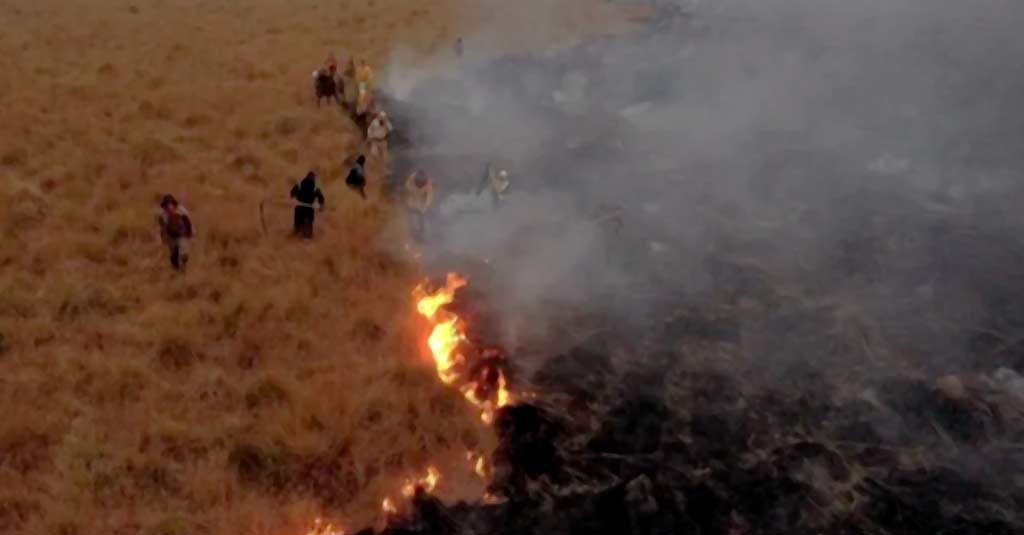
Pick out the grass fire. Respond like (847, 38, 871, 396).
(4, 0, 1024, 534)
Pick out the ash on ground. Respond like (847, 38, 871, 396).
(375, 2, 1024, 533)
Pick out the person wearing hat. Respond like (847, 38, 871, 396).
(156, 194, 194, 270)
(404, 169, 434, 240)
(289, 171, 326, 238)
(477, 162, 510, 209)
(366, 111, 393, 158)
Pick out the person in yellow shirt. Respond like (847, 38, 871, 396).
(404, 170, 434, 240)
(355, 59, 375, 116)
(356, 59, 375, 89)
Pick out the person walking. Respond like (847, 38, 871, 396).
(345, 155, 368, 200)
(290, 171, 326, 238)
(156, 194, 194, 271)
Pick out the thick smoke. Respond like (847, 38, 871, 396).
(382, 0, 1024, 377)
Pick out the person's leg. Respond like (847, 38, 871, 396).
(169, 242, 180, 269)
(177, 239, 189, 269)
(410, 210, 426, 240)
(293, 207, 303, 235)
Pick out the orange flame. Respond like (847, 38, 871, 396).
(427, 318, 464, 384)
(415, 273, 467, 318)
(296, 273, 513, 535)
(415, 273, 515, 424)
(303, 517, 345, 535)
(475, 456, 488, 478)
(496, 372, 511, 408)
(401, 466, 441, 497)
(483, 492, 506, 505)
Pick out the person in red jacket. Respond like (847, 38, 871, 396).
(157, 194, 194, 270)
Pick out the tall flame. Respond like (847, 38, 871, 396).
(427, 318, 464, 384)
(297, 273, 511, 535)
(414, 273, 514, 424)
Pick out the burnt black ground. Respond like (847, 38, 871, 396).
(373, 4, 1024, 534)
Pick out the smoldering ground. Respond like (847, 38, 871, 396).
(364, 1, 1024, 531)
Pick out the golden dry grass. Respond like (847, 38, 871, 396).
(0, 0, 644, 533)
(0, 1, 496, 533)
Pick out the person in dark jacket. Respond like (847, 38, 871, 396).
(345, 155, 368, 200)
(157, 194, 194, 270)
(290, 172, 326, 238)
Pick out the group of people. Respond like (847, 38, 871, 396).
(313, 52, 377, 118)
(155, 47, 508, 271)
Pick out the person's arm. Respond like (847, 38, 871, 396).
(315, 189, 325, 210)
(183, 215, 194, 238)
(290, 183, 299, 199)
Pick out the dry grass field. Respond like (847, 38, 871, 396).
(0, 1, 642, 534)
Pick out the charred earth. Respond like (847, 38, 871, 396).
(375, 3, 1024, 534)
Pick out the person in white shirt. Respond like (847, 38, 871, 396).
(366, 111, 393, 158)
(477, 162, 510, 209)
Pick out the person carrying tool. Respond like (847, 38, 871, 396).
(366, 111, 393, 158)
(156, 194, 194, 271)
(404, 169, 434, 240)
(477, 162, 510, 209)
(290, 171, 326, 238)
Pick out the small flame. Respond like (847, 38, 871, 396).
(475, 456, 487, 478)
(401, 466, 441, 497)
(461, 382, 481, 403)
(483, 492, 506, 505)
(465, 451, 489, 479)
(496, 372, 511, 408)
(382, 498, 397, 515)
(303, 517, 346, 535)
